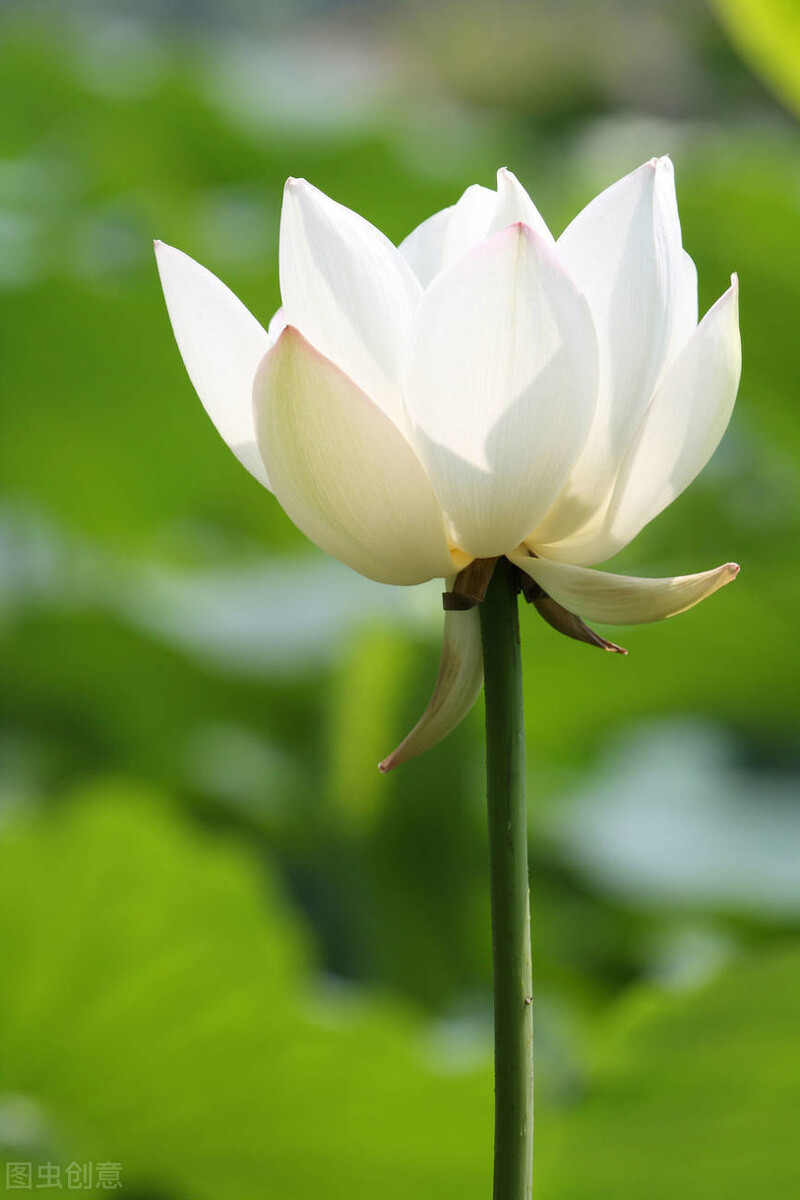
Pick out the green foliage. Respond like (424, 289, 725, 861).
(0, 787, 491, 1199)
(537, 947, 800, 1198)
(711, 0, 800, 117)
(3, 788, 800, 1199)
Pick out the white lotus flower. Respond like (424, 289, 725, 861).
(155, 157, 741, 770)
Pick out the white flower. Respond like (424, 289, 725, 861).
(155, 158, 741, 769)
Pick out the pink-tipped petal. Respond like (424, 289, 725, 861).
(255, 327, 457, 586)
(489, 167, 554, 243)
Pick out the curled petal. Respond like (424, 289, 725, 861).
(255, 327, 457, 586)
(379, 600, 483, 772)
(406, 223, 598, 559)
(509, 552, 740, 625)
(279, 178, 422, 428)
(154, 241, 272, 488)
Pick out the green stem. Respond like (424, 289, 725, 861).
(479, 558, 533, 1200)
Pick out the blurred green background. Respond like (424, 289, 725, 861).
(0, 0, 798, 1196)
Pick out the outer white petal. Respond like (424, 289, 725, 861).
(536, 158, 687, 543)
(509, 552, 740, 624)
(667, 250, 699, 363)
(154, 240, 272, 489)
(591, 276, 741, 562)
(558, 156, 686, 431)
(254, 327, 458, 586)
(488, 168, 554, 243)
(279, 178, 422, 428)
(379, 600, 482, 772)
(532, 275, 738, 566)
(399, 183, 498, 287)
(406, 223, 599, 559)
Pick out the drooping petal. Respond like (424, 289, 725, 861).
(535, 158, 688, 544)
(279, 178, 422, 429)
(406, 223, 599, 559)
(154, 240, 272, 489)
(399, 183, 498, 287)
(509, 552, 740, 624)
(379, 598, 483, 772)
(488, 168, 554, 243)
(255, 327, 459, 586)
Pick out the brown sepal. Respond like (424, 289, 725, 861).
(519, 574, 627, 654)
(442, 557, 499, 611)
